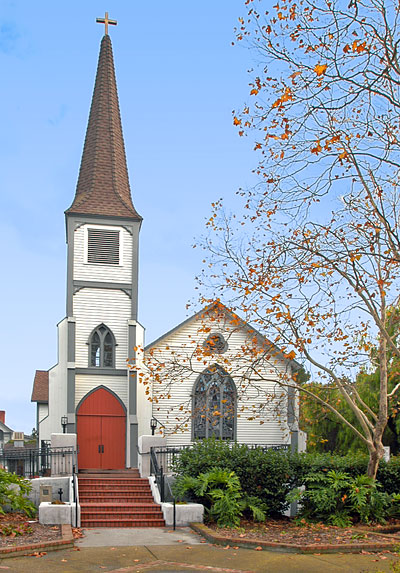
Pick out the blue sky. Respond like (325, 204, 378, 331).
(0, 1, 258, 433)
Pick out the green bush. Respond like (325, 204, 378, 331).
(173, 439, 295, 516)
(171, 440, 400, 519)
(288, 470, 391, 526)
(172, 467, 266, 527)
(0, 469, 36, 517)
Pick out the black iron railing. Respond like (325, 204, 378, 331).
(149, 443, 289, 477)
(71, 463, 79, 527)
(0, 446, 77, 478)
(150, 447, 176, 529)
(150, 446, 190, 477)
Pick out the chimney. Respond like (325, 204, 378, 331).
(0, 411, 4, 424)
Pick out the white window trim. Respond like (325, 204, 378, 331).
(83, 224, 124, 266)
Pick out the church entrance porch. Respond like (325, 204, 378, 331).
(77, 387, 126, 470)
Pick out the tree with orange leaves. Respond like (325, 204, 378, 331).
(199, 0, 400, 478)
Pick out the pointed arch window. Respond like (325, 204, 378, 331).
(89, 325, 115, 368)
(193, 365, 236, 440)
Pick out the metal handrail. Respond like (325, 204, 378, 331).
(149, 448, 176, 530)
(72, 465, 79, 527)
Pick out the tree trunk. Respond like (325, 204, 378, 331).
(366, 305, 389, 480)
(367, 442, 385, 479)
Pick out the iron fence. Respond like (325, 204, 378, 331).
(0, 445, 77, 478)
(150, 442, 290, 476)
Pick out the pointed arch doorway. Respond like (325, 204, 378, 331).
(77, 387, 126, 470)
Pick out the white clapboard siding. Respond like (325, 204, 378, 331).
(73, 288, 130, 369)
(147, 310, 291, 446)
(38, 403, 49, 424)
(73, 224, 133, 283)
(75, 375, 128, 408)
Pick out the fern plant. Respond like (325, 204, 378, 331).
(288, 470, 391, 526)
(173, 467, 266, 527)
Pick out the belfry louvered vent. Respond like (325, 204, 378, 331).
(87, 228, 120, 265)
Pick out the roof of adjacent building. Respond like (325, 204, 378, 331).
(65, 34, 141, 221)
(31, 370, 49, 403)
(0, 420, 13, 434)
(4, 442, 37, 451)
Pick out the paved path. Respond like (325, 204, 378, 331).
(0, 528, 398, 572)
(76, 527, 203, 547)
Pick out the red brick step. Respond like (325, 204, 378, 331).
(78, 471, 165, 528)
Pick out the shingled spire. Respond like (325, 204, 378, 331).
(66, 34, 141, 220)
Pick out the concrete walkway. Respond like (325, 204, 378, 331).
(0, 527, 398, 572)
(76, 527, 203, 547)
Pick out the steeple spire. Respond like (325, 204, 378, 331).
(66, 32, 141, 220)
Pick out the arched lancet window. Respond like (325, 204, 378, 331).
(89, 325, 115, 368)
(193, 365, 236, 440)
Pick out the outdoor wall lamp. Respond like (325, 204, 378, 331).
(61, 415, 68, 434)
(150, 417, 157, 436)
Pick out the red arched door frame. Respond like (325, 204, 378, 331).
(77, 387, 126, 470)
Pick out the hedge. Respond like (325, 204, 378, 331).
(172, 439, 400, 516)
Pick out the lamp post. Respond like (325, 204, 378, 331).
(150, 417, 157, 436)
(61, 416, 68, 434)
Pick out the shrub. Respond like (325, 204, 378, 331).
(171, 440, 400, 519)
(172, 467, 265, 527)
(288, 470, 391, 526)
(173, 439, 294, 516)
(0, 470, 36, 517)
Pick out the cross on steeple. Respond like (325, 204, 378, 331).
(96, 12, 117, 35)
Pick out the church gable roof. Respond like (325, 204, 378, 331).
(31, 370, 49, 403)
(66, 34, 141, 221)
(145, 301, 301, 369)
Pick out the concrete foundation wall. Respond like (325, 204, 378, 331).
(29, 477, 71, 506)
(138, 435, 166, 477)
(148, 476, 204, 526)
(39, 501, 80, 526)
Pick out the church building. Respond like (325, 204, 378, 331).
(31, 21, 302, 471)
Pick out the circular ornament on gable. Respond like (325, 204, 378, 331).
(203, 332, 228, 354)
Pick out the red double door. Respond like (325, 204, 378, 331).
(77, 388, 126, 470)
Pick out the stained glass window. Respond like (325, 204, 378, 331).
(89, 325, 115, 368)
(193, 365, 236, 440)
(203, 333, 228, 354)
